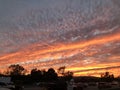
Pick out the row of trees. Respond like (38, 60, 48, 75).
(3, 64, 73, 84)
(1, 64, 119, 84)
(100, 71, 114, 82)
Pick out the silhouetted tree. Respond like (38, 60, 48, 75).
(57, 66, 73, 81)
(57, 66, 66, 75)
(64, 71, 73, 81)
(8, 64, 26, 75)
(7, 64, 26, 84)
(31, 68, 42, 82)
(46, 68, 58, 81)
(101, 72, 114, 82)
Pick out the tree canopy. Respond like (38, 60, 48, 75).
(8, 64, 26, 75)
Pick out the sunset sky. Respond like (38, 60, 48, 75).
(0, 0, 120, 77)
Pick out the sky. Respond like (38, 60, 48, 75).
(0, 0, 120, 77)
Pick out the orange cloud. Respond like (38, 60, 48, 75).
(0, 31, 120, 77)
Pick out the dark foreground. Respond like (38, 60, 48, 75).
(20, 86, 120, 90)
(1, 85, 120, 90)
